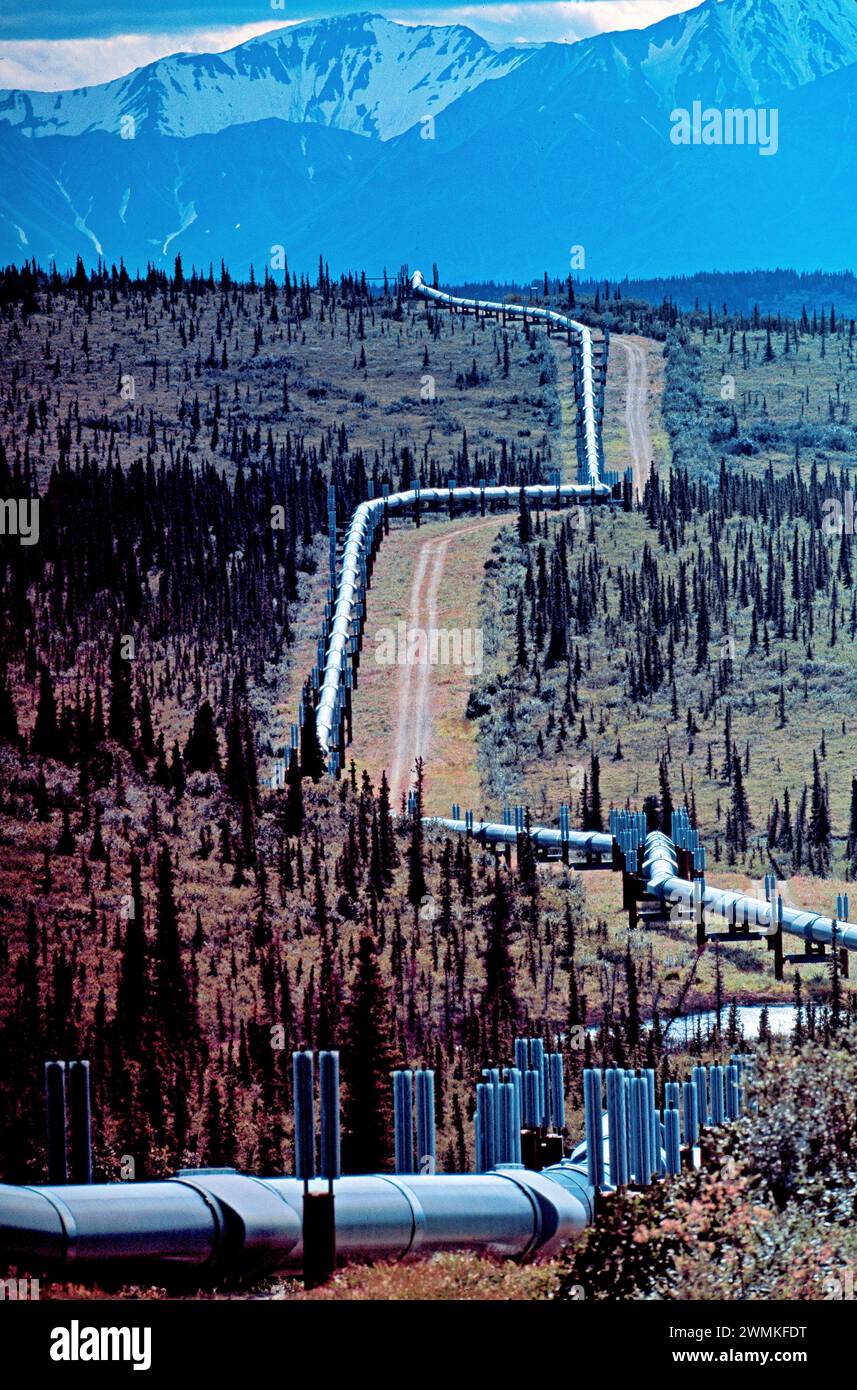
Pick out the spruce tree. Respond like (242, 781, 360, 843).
(406, 759, 429, 909)
(282, 748, 304, 837)
(153, 845, 192, 1043)
(342, 933, 397, 1173)
(587, 750, 604, 832)
(184, 700, 220, 773)
(300, 696, 325, 782)
(517, 487, 532, 545)
(108, 633, 135, 748)
(32, 667, 59, 758)
(482, 866, 521, 1057)
(0, 672, 19, 743)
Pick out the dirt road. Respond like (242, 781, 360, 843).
(613, 335, 653, 499)
(369, 336, 657, 806)
(388, 515, 500, 807)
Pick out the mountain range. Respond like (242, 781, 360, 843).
(1, 0, 856, 279)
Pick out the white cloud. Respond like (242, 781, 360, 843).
(0, 21, 304, 92)
(387, 1, 703, 45)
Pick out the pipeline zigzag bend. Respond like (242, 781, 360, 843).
(1, 268, 855, 1283)
(309, 270, 615, 773)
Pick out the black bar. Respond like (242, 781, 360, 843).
(303, 1191, 336, 1290)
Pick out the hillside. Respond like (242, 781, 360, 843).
(0, 258, 567, 1189)
(1, 260, 855, 1304)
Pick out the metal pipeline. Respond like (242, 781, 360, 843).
(314, 270, 611, 760)
(316, 481, 609, 757)
(425, 816, 857, 953)
(411, 270, 603, 488)
(642, 831, 857, 951)
(424, 816, 614, 858)
(0, 1167, 594, 1274)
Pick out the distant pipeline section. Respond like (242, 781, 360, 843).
(411, 270, 608, 488)
(425, 809, 857, 958)
(314, 481, 610, 766)
(310, 270, 615, 770)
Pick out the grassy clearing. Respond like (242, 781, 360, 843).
(691, 320, 857, 478)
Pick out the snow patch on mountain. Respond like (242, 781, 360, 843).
(636, 0, 857, 106)
(0, 13, 534, 143)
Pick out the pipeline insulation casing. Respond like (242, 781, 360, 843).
(0, 1168, 595, 1274)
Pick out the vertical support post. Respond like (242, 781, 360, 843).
(583, 1069, 604, 1189)
(709, 1065, 725, 1125)
(665, 1109, 681, 1176)
(628, 1075, 650, 1186)
(293, 1049, 333, 1290)
(45, 1061, 67, 1185)
(644, 1069, 660, 1178)
(504, 1066, 523, 1159)
(549, 1053, 565, 1131)
(319, 1051, 341, 1180)
(293, 1051, 316, 1181)
(724, 1063, 740, 1121)
(696, 877, 707, 947)
(605, 1067, 628, 1188)
(393, 1069, 415, 1174)
(625, 1072, 638, 1184)
(495, 1082, 514, 1165)
(300, 1050, 338, 1289)
(475, 1083, 496, 1173)
(304, 1050, 338, 1288)
(682, 1079, 699, 1147)
(772, 894, 784, 981)
(67, 1060, 92, 1185)
(693, 1064, 709, 1128)
(523, 1069, 540, 1130)
(303, 1189, 336, 1291)
(415, 1069, 436, 1174)
(530, 1038, 546, 1125)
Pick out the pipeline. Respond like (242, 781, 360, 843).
(312, 270, 613, 765)
(2, 278, 823, 1284)
(0, 1047, 747, 1278)
(0, 1168, 593, 1274)
(411, 270, 604, 488)
(642, 830, 857, 951)
(315, 481, 609, 761)
(426, 815, 613, 859)
(426, 814, 857, 953)
(0, 1050, 593, 1276)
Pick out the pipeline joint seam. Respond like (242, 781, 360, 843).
(20, 1185, 78, 1263)
(491, 1170, 543, 1259)
(373, 1174, 427, 1256)
(168, 1176, 230, 1265)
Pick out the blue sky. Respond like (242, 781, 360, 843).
(0, 1, 703, 89)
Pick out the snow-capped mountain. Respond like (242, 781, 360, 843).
(497, 0, 857, 119)
(602, 0, 857, 107)
(0, 12, 533, 142)
(2, 0, 857, 277)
